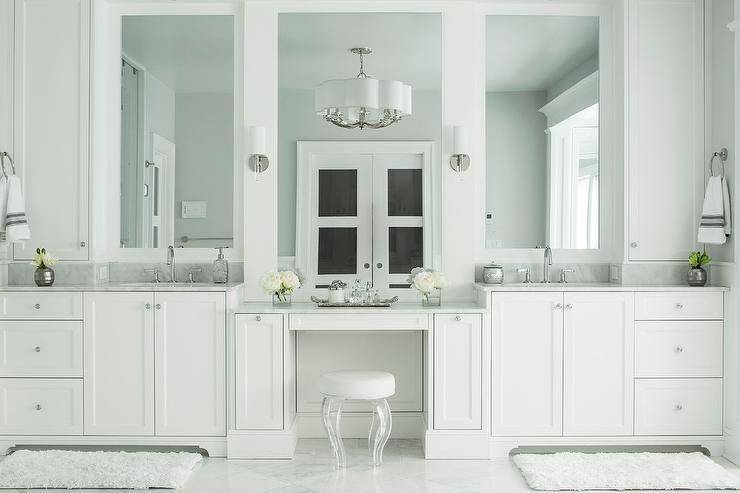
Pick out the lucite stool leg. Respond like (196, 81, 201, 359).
(368, 403, 379, 454)
(322, 396, 346, 468)
(371, 399, 392, 466)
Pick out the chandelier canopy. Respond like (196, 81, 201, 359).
(315, 47, 412, 130)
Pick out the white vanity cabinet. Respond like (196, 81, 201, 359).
(2, 0, 90, 260)
(85, 291, 226, 436)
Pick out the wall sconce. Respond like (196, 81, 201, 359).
(449, 126, 470, 172)
(248, 125, 269, 173)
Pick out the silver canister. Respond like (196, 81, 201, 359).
(483, 263, 504, 284)
(328, 280, 347, 303)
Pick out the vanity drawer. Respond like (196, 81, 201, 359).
(635, 321, 722, 377)
(0, 293, 83, 320)
(289, 313, 430, 331)
(634, 378, 722, 436)
(0, 321, 83, 377)
(635, 292, 723, 320)
(0, 378, 83, 435)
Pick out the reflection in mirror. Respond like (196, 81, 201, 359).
(485, 16, 599, 249)
(120, 15, 234, 249)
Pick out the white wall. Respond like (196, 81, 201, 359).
(277, 88, 442, 257)
(485, 91, 547, 248)
(174, 92, 234, 247)
(146, 74, 175, 146)
(547, 53, 599, 103)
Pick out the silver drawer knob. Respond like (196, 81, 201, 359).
(255, 315, 262, 322)
(675, 404, 683, 411)
(35, 404, 42, 411)
(565, 304, 573, 310)
(675, 346, 684, 353)
(554, 303, 563, 310)
(155, 304, 161, 310)
(630, 242, 638, 248)
(675, 303, 684, 309)
(80, 241, 86, 247)
(34, 346, 41, 353)
(145, 303, 152, 310)
(34, 303, 40, 309)
(455, 315, 462, 322)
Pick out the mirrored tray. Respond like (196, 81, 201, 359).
(310, 296, 399, 308)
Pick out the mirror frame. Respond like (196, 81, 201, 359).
(475, 1, 617, 264)
(96, 1, 244, 262)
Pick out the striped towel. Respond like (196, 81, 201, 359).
(4, 175, 30, 244)
(698, 175, 730, 245)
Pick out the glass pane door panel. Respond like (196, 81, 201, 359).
(387, 169, 422, 216)
(388, 227, 423, 274)
(319, 170, 357, 216)
(318, 227, 358, 275)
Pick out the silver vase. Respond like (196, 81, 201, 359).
(687, 267, 707, 287)
(34, 267, 55, 287)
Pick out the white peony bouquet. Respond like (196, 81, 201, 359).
(260, 270, 303, 302)
(408, 267, 447, 303)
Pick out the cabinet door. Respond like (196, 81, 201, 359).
(154, 292, 225, 436)
(13, 0, 89, 260)
(628, 0, 703, 260)
(492, 292, 563, 436)
(84, 292, 154, 435)
(563, 292, 634, 436)
(433, 314, 482, 430)
(235, 314, 283, 430)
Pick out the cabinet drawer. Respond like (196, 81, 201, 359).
(635, 378, 722, 436)
(0, 378, 83, 435)
(635, 292, 723, 320)
(0, 321, 83, 377)
(0, 293, 83, 319)
(289, 313, 429, 331)
(635, 321, 722, 377)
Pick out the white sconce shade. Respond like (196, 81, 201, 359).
(450, 125, 471, 173)
(248, 125, 269, 173)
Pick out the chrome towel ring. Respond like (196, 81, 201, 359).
(709, 147, 728, 179)
(0, 152, 16, 179)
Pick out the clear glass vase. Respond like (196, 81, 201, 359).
(422, 289, 441, 307)
(272, 292, 292, 306)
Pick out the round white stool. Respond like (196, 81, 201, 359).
(319, 370, 395, 468)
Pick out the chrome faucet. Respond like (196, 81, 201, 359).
(543, 245, 552, 283)
(167, 245, 176, 283)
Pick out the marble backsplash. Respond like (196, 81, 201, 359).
(474, 263, 611, 284)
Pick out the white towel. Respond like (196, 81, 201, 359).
(723, 176, 732, 237)
(4, 175, 30, 244)
(0, 175, 7, 234)
(698, 175, 730, 245)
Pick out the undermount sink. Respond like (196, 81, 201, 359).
(113, 282, 215, 287)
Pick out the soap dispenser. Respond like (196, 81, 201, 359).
(213, 247, 229, 284)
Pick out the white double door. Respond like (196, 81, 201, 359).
(84, 292, 226, 436)
(492, 291, 634, 436)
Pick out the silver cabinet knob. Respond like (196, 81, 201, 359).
(34, 303, 40, 309)
(675, 346, 684, 353)
(364, 263, 370, 269)
(675, 303, 684, 309)
(155, 304, 161, 310)
(255, 315, 262, 322)
(675, 404, 683, 411)
(145, 303, 152, 310)
(455, 315, 462, 322)
(565, 304, 573, 310)
(376, 262, 383, 269)
(34, 346, 41, 353)
(80, 241, 86, 247)
(554, 303, 563, 309)
(630, 242, 638, 248)
(35, 404, 42, 411)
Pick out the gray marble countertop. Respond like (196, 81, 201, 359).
(235, 302, 487, 314)
(473, 282, 729, 292)
(0, 282, 244, 292)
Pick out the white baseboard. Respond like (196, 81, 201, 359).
(226, 419, 298, 459)
(424, 430, 491, 459)
(296, 412, 425, 439)
(0, 435, 227, 457)
(490, 435, 725, 458)
(724, 428, 740, 464)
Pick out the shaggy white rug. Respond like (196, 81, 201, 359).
(513, 452, 740, 491)
(0, 449, 202, 489)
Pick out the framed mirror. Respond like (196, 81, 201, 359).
(118, 14, 238, 251)
(484, 15, 600, 250)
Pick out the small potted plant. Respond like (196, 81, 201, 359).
(687, 249, 711, 287)
(408, 267, 447, 306)
(260, 270, 302, 306)
(31, 247, 58, 287)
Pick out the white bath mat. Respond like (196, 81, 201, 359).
(0, 449, 202, 489)
(513, 452, 740, 491)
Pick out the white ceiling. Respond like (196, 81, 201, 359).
(122, 15, 234, 93)
(486, 16, 598, 93)
(278, 13, 442, 91)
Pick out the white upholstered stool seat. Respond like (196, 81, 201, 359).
(319, 370, 395, 468)
(319, 370, 395, 400)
